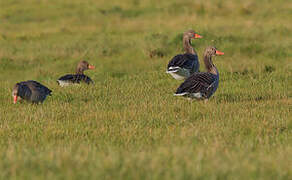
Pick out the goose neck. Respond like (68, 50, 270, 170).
(204, 54, 218, 75)
(183, 36, 195, 54)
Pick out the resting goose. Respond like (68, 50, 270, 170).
(57, 60, 95, 87)
(12, 80, 52, 104)
(167, 29, 202, 80)
(174, 46, 224, 100)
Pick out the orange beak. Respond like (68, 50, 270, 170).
(194, 33, 203, 39)
(13, 95, 18, 104)
(215, 50, 224, 55)
(88, 65, 95, 70)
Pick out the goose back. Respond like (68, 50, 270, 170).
(175, 72, 218, 99)
(13, 80, 52, 103)
(167, 53, 199, 73)
(174, 46, 223, 100)
(57, 74, 93, 87)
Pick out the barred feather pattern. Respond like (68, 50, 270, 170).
(167, 53, 199, 74)
(57, 74, 93, 85)
(13, 80, 52, 103)
(174, 46, 222, 100)
(175, 72, 219, 99)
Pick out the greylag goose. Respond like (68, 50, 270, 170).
(166, 29, 202, 80)
(174, 46, 224, 100)
(12, 80, 52, 104)
(57, 60, 95, 87)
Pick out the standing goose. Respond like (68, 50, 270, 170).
(12, 80, 52, 104)
(57, 60, 95, 87)
(174, 46, 224, 100)
(166, 29, 202, 80)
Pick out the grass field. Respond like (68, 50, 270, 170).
(0, 0, 291, 179)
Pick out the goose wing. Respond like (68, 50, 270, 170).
(24, 80, 52, 96)
(175, 72, 216, 95)
(167, 53, 198, 70)
(58, 74, 76, 82)
(58, 74, 93, 84)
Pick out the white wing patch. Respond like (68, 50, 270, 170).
(57, 80, 71, 87)
(167, 67, 190, 80)
(174, 92, 189, 96)
(191, 93, 203, 99)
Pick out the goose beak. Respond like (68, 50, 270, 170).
(194, 33, 203, 39)
(88, 65, 95, 69)
(13, 95, 18, 104)
(216, 50, 224, 55)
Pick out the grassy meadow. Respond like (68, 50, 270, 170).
(0, 0, 291, 179)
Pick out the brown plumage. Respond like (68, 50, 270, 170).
(75, 60, 95, 74)
(174, 46, 224, 100)
(166, 29, 203, 80)
(57, 60, 95, 87)
(12, 80, 52, 104)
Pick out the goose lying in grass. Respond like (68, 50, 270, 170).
(57, 60, 95, 87)
(174, 46, 224, 100)
(166, 29, 202, 80)
(12, 80, 52, 104)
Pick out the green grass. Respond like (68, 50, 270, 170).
(0, 0, 291, 179)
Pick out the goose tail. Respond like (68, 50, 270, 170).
(174, 92, 189, 96)
(166, 66, 180, 73)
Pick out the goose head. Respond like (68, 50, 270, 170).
(204, 46, 224, 57)
(183, 30, 203, 39)
(12, 83, 24, 104)
(76, 60, 95, 74)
